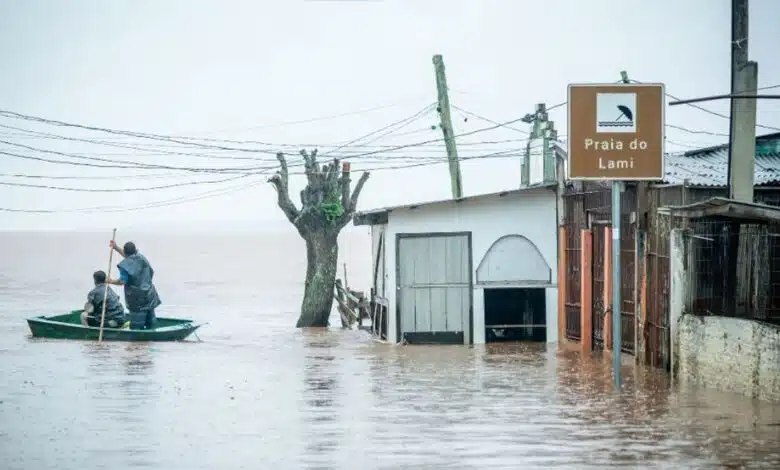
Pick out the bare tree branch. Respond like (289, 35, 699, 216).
(348, 172, 370, 213)
(335, 171, 370, 229)
(268, 152, 300, 225)
(325, 158, 340, 186)
(301, 149, 322, 187)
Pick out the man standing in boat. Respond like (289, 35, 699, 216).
(105, 240, 162, 330)
(82, 270, 127, 328)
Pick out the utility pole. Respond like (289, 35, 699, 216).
(727, 0, 758, 202)
(725, 0, 758, 322)
(521, 104, 556, 186)
(433, 54, 463, 199)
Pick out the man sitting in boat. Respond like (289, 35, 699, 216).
(105, 240, 162, 330)
(82, 270, 128, 328)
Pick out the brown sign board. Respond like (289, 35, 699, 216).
(567, 83, 665, 180)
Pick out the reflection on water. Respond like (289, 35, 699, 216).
(2, 232, 780, 469)
(300, 331, 342, 467)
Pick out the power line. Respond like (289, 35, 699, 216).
(0, 104, 445, 156)
(0, 104, 542, 166)
(184, 97, 432, 134)
(0, 148, 526, 213)
(0, 109, 317, 155)
(0, 112, 533, 174)
(0, 145, 277, 173)
(0, 123, 281, 161)
(629, 79, 780, 132)
(665, 123, 729, 138)
(334, 115, 531, 162)
(320, 103, 436, 156)
(0, 173, 251, 192)
(450, 105, 529, 135)
(0, 124, 517, 156)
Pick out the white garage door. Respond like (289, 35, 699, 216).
(396, 233, 472, 344)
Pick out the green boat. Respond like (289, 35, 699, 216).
(27, 310, 202, 342)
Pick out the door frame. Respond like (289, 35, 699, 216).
(395, 231, 474, 345)
(483, 286, 549, 343)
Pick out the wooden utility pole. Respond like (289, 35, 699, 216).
(433, 54, 463, 199)
(727, 0, 758, 202)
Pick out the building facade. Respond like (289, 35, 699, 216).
(354, 184, 560, 345)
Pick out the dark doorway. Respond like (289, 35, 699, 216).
(484, 288, 547, 342)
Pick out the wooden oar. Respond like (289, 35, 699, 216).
(98, 228, 118, 342)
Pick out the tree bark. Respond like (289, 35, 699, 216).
(268, 150, 369, 328)
(297, 232, 339, 327)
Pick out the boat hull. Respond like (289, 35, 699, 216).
(26, 311, 201, 342)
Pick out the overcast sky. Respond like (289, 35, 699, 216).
(1, 0, 778, 231)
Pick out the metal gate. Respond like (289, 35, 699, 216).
(620, 216, 636, 354)
(396, 233, 473, 345)
(591, 222, 608, 350)
(646, 250, 670, 368)
(564, 227, 582, 340)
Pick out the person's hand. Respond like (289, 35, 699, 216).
(109, 240, 118, 250)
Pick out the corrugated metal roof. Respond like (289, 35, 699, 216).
(663, 132, 780, 186)
(657, 196, 780, 222)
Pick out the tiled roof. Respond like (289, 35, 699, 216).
(663, 132, 780, 186)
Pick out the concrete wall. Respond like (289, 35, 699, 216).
(670, 229, 780, 403)
(380, 187, 559, 345)
(677, 314, 780, 402)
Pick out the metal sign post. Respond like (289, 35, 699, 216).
(567, 82, 665, 390)
(611, 180, 622, 386)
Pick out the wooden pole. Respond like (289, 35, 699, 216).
(432, 54, 463, 199)
(98, 228, 117, 342)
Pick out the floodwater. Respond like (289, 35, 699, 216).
(1, 231, 779, 470)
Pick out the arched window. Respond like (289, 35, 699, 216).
(476, 234, 552, 285)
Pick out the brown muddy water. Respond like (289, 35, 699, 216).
(1, 231, 779, 469)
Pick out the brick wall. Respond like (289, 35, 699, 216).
(677, 314, 780, 402)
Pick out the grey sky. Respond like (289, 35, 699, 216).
(1, 0, 778, 231)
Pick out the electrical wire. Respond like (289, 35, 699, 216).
(0, 173, 251, 192)
(320, 103, 436, 156)
(0, 99, 555, 215)
(450, 105, 529, 135)
(183, 97, 432, 135)
(0, 146, 276, 173)
(0, 123, 282, 161)
(0, 148, 526, 213)
(0, 112, 533, 174)
(629, 79, 780, 132)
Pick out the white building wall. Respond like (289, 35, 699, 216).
(381, 187, 559, 345)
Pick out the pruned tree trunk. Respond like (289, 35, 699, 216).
(268, 150, 369, 328)
(298, 232, 339, 327)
